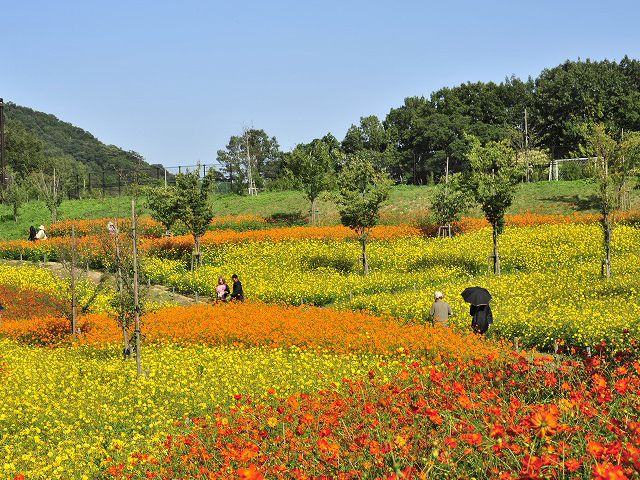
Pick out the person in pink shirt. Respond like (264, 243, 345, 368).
(216, 277, 229, 302)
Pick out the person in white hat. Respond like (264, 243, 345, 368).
(429, 291, 453, 327)
(36, 225, 47, 241)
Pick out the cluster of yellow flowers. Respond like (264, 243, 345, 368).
(143, 223, 640, 349)
(0, 339, 405, 477)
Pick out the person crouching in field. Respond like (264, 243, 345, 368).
(230, 274, 244, 302)
(429, 291, 453, 327)
(216, 277, 230, 302)
(36, 225, 47, 241)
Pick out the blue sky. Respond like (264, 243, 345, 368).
(2, 0, 640, 168)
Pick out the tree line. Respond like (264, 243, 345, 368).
(214, 56, 640, 192)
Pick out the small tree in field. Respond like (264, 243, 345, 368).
(174, 165, 216, 270)
(288, 139, 333, 226)
(0, 172, 27, 222)
(463, 136, 520, 274)
(579, 123, 640, 278)
(336, 156, 392, 276)
(430, 173, 470, 233)
(144, 185, 180, 235)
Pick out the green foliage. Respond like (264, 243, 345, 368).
(287, 139, 336, 225)
(0, 173, 27, 221)
(337, 157, 392, 232)
(464, 136, 520, 235)
(534, 57, 640, 157)
(4, 102, 155, 186)
(336, 156, 392, 275)
(430, 174, 470, 226)
(143, 185, 180, 233)
(462, 136, 520, 274)
(578, 123, 640, 276)
(3, 118, 45, 177)
(216, 128, 281, 194)
(173, 165, 216, 267)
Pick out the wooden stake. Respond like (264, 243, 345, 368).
(132, 200, 142, 376)
(71, 224, 76, 334)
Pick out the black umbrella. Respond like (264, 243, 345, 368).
(461, 286, 491, 305)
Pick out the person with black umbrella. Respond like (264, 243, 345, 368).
(461, 286, 493, 335)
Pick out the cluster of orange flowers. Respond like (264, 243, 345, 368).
(103, 353, 640, 479)
(0, 301, 505, 360)
(46, 217, 164, 238)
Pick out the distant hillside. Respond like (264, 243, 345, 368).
(3, 102, 163, 179)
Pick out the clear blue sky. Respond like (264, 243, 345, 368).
(2, 0, 640, 169)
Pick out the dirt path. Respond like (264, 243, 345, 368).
(1, 259, 212, 306)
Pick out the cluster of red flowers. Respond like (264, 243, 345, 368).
(102, 353, 640, 479)
(0, 284, 69, 322)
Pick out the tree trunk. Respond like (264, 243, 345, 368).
(52, 204, 57, 223)
(602, 211, 611, 279)
(361, 228, 368, 276)
(492, 224, 501, 275)
(311, 196, 316, 227)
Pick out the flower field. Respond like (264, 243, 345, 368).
(142, 223, 640, 351)
(1, 213, 640, 478)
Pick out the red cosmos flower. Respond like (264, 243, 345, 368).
(587, 441, 604, 460)
(237, 464, 264, 480)
(363, 403, 376, 415)
(425, 408, 443, 425)
(459, 433, 482, 445)
(458, 395, 474, 410)
(443, 436, 457, 449)
(592, 462, 627, 480)
(564, 458, 581, 472)
(614, 366, 628, 376)
(490, 423, 505, 438)
(614, 378, 629, 395)
(592, 374, 607, 392)
(452, 382, 465, 394)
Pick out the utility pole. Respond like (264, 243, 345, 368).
(524, 108, 530, 182)
(0, 98, 6, 191)
(244, 128, 257, 195)
(445, 156, 449, 196)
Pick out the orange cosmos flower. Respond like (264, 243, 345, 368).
(237, 464, 264, 480)
(529, 410, 558, 438)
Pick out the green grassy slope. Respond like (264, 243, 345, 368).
(1, 180, 637, 240)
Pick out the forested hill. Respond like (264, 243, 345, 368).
(3, 102, 161, 177)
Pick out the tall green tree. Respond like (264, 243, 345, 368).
(336, 156, 392, 275)
(579, 123, 640, 278)
(462, 137, 520, 274)
(533, 57, 640, 157)
(174, 165, 216, 269)
(216, 128, 281, 194)
(287, 139, 335, 226)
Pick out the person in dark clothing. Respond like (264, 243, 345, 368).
(470, 304, 493, 335)
(230, 274, 244, 302)
(28, 226, 37, 241)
